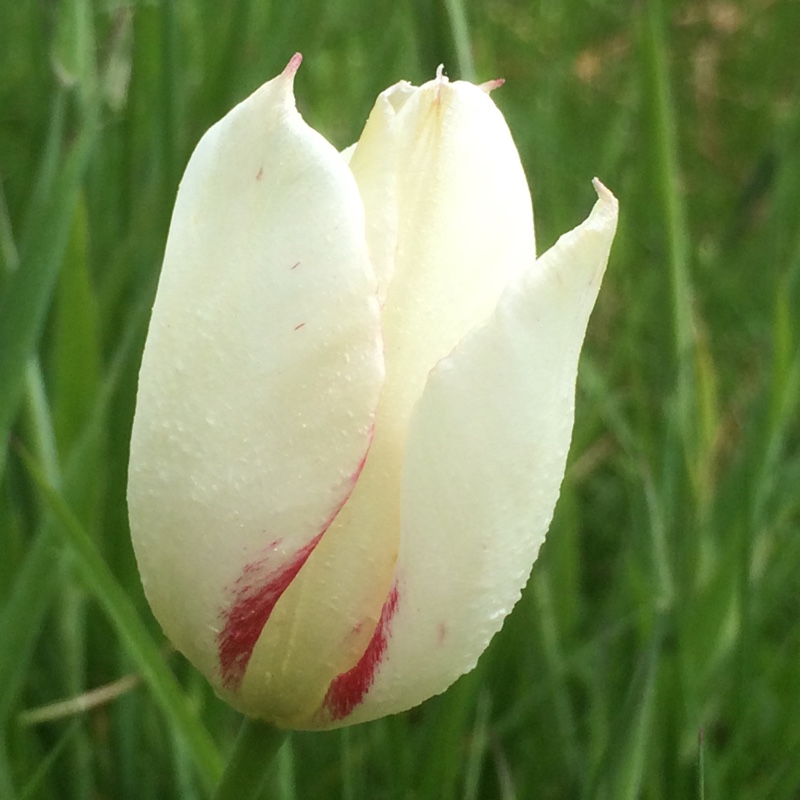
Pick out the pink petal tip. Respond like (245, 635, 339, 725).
(283, 52, 303, 80)
(479, 78, 505, 93)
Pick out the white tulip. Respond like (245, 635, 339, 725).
(128, 53, 618, 730)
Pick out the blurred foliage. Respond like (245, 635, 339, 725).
(1, 0, 799, 798)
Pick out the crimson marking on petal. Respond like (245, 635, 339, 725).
(321, 581, 400, 721)
(217, 532, 323, 690)
(216, 423, 377, 691)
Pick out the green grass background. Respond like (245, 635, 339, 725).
(1, 0, 799, 797)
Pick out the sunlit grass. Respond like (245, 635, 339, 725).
(1, 1, 799, 798)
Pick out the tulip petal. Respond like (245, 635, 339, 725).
(345, 80, 416, 303)
(127, 56, 384, 698)
(236, 73, 537, 728)
(334, 181, 618, 725)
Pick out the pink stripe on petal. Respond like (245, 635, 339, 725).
(217, 532, 323, 690)
(217, 427, 375, 690)
(321, 581, 400, 721)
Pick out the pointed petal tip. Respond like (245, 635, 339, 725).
(590, 178, 619, 231)
(479, 78, 505, 93)
(591, 177, 618, 208)
(282, 52, 303, 81)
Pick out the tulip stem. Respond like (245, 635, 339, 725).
(212, 718, 289, 800)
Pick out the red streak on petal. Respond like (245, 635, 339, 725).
(294, 322, 306, 330)
(322, 582, 400, 721)
(217, 532, 323, 691)
(216, 423, 376, 691)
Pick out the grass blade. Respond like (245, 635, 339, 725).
(0, 103, 97, 480)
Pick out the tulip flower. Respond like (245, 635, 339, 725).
(128, 53, 617, 731)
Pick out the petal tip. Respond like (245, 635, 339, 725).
(479, 78, 505, 93)
(590, 178, 619, 229)
(282, 52, 303, 81)
(591, 177, 618, 208)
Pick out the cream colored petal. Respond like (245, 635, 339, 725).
(240, 73, 536, 729)
(340, 142, 357, 164)
(127, 55, 384, 702)
(346, 91, 400, 302)
(337, 181, 618, 725)
(342, 80, 418, 303)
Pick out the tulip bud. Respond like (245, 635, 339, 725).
(128, 54, 618, 730)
